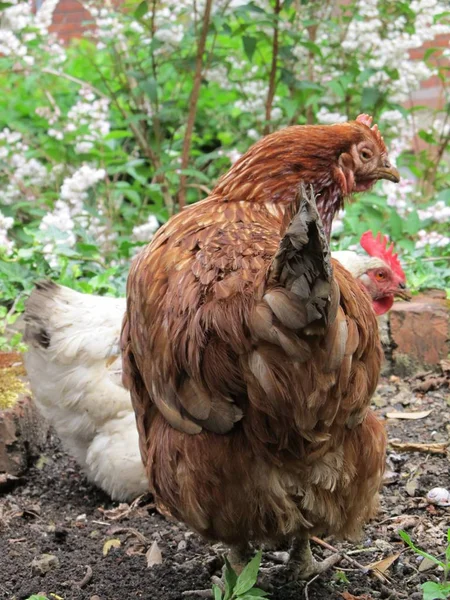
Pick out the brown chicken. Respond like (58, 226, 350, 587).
(121, 115, 400, 581)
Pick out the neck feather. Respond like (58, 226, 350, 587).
(211, 126, 356, 238)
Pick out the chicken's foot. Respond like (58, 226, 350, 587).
(261, 536, 342, 583)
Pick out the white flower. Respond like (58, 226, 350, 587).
(417, 200, 450, 223)
(0, 210, 14, 254)
(317, 107, 347, 124)
(225, 149, 242, 164)
(59, 165, 106, 212)
(415, 229, 450, 249)
(132, 215, 160, 242)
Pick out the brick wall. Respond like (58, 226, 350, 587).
(47, 0, 92, 42)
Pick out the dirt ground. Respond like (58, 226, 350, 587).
(0, 374, 449, 600)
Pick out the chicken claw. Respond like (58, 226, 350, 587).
(261, 537, 342, 582)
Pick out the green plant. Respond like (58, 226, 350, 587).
(212, 551, 269, 599)
(399, 529, 450, 600)
(24, 596, 49, 600)
(0, 0, 449, 320)
(0, 303, 27, 353)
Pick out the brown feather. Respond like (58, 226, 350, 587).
(122, 120, 390, 549)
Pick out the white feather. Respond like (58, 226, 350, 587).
(24, 283, 148, 501)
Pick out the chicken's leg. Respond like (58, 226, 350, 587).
(261, 536, 342, 583)
(288, 536, 342, 579)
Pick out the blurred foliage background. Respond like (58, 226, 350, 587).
(0, 0, 449, 349)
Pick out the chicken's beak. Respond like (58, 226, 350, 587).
(394, 283, 412, 301)
(373, 163, 400, 183)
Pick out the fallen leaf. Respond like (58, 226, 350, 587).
(102, 538, 121, 556)
(413, 377, 448, 392)
(440, 359, 450, 374)
(340, 592, 372, 600)
(367, 552, 401, 574)
(406, 470, 422, 497)
(390, 441, 448, 455)
(386, 410, 432, 420)
(146, 540, 162, 567)
(387, 515, 420, 531)
(419, 556, 438, 572)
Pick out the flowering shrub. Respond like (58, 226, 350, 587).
(0, 0, 449, 347)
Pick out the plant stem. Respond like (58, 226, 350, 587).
(178, 0, 213, 210)
(264, 0, 281, 135)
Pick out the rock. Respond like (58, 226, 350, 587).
(0, 353, 49, 477)
(31, 553, 60, 575)
(389, 291, 449, 374)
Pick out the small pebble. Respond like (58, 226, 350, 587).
(31, 553, 60, 576)
(177, 540, 187, 551)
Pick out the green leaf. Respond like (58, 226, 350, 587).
(233, 551, 262, 597)
(238, 589, 268, 598)
(140, 78, 158, 104)
(223, 556, 238, 600)
(389, 211, 404, 239)
(361, 86, 382, 111)
(104, 130, 132, 140)
(424, 47, 439, 61)
(134, 1, 148, 19)
(418, 130, 435, 144)
(399, 531, 444, 568)
(212, 584, 223, 600)
(421, 581, 450, 600)
(242, 36, 257, 62)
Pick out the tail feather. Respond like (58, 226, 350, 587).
(264, 184, 335, 332)
(24, 281, 126, 362)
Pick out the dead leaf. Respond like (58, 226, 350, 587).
(367, 552, 401, 574)
(413, 377, 448, 392)
(390, 441, 448, 454)
(146, 540, 162, 567)
(440, 359, 450, 374)
(102, 538, 121, 556)
(419, 557, 438, 573)
(340, 593, 372, 600)
(386, 410, 432, 420)
(387, 515, 420, 531)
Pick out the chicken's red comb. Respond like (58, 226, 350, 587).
(356, 113, 386, 151)
(360, 231, 406, 281)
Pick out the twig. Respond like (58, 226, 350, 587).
(304, 573, 320, 600)
(186, 182, 212, 196)
(311, 536, 388, 583)
(178, 0, 213, 210)
(63, 565, 93, 588)
(42, 68, 108, 98)
(75, 565, 93, 588)
(264, 0, 281, 135)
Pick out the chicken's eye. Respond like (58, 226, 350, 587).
(375, 271, 386, 281)
(360, 148, 373, 161)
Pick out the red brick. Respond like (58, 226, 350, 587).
(389, 291, 449, 371)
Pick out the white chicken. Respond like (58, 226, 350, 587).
(23, 281, 147, 501)
(23, 233, 407, 501)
